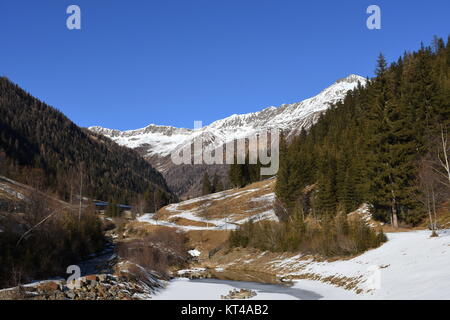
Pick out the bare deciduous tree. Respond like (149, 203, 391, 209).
(436, 125, 450, 188)
(418, 159, 438, 235)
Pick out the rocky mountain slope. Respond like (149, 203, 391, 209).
(90, 74, 366, 198)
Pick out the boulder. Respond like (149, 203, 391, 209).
(37, 281, 61, 292)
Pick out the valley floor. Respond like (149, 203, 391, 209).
(152, 278, 354, 300)
(131, 179, 450, 300)
(152, 229, 450, 300)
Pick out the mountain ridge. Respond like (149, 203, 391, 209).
(0, 77, 174, 204)
(89, 74, 366, 159)
(89, 74, 366, 198)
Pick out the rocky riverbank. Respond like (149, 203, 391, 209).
(0, 267, 162, 300)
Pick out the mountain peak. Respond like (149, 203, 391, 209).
(90, 74, 366, 158)
(335, 74, 366, 84)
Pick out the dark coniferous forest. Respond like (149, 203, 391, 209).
(0, 77, 175, 204)
(275, 37, 450, 227)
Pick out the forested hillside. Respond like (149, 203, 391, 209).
(276, 36, 450, 228)
(0, 77, 174, 205)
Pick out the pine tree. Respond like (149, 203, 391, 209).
(366, 54, 424, 226)
(366, 54, 398, 226)
(202, 172, 212, 195)
(275, 131, 296, 208)
(316, 155, 337, 216)
(211, 172, 222, 193)
(229, 151, 243, 188)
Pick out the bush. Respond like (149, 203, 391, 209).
(228, 214, 386, 258)
(0, 195, 105, 289)
(117, 228, 189, 278)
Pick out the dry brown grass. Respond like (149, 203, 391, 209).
(154, 206, 173, 220)
(169, 217, 214, 227)
(124, 221, 177, 239)
(155, 179, 275, 223)
(177, 199, 210, 211)
(124, 219, 231, 258)
(186, 230, 231, 256)
(117, 228, 190, 277)
(437, 202, 450, 228)
(381, 225, 420, 233)
(418, 201, 450, 230)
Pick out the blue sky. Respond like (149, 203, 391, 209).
(0, 1, 449, 130)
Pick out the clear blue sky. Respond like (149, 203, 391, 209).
(0, 1, 449, 130)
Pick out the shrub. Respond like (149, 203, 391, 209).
(0, 195, 105, 289)
(117, 228, 189, 278)
(228, 214, 386, 258)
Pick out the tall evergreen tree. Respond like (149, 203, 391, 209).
(211, 172, 223, 193)
(202, 172, 212, 195)
(275, 37, 450, 227)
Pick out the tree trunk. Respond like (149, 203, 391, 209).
(78, 173, 83, 226)
(426, 186, 434, 231)
(391, 191, 399, 229)
(431, 187, 438, 231)
(439, 125, 450, 187)
(392, 205, 399, 229)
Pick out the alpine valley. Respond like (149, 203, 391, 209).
(89, 74, 367, 198)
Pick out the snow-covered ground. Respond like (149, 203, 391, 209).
(152, 277, 356, 300)
(215, 229, 450, 300)
(288, 229, 450, 299)
(137, 212, 239, 231)
(0, 183, 25, 200)
(153, 229, 450, 300)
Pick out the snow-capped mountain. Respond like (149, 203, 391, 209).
(90, 74, 365, 159)
(89, 74, 366, 198)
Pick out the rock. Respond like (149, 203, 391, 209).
(66, 291, 76, 299)
(0, 286, 27, 300)
(52, 292, 66, 300)
(67, 279, 81, 290)
(37, 281, 61, 292)
(84, 275, 98, 282)
(97, 274, 107, 282)
(102, 283, 112, 289)
(97, 286, 107, 298)
(221, 288, 257, 300)
(87, 280, 97, 290)
(86, 292, 96, 299)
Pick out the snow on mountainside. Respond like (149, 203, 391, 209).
(89, 74, 366, 159)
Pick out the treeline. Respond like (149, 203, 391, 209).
(276, 36, 450, 228)
(108, 186, 172, 217)
(201, 172, 224, 196)
(229, 153, 264, 188)
(0, 77, 175, 205)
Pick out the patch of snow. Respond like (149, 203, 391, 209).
(270, 229, 450, 299)
(250, 193, 275, 203)
(235, 209, 279, 224)
(188, 249, 201, 257)
(0, 184, 25, 200)
(177, 268, 206, 275)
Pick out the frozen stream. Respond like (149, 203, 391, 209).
(151, 277, 325, 300)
